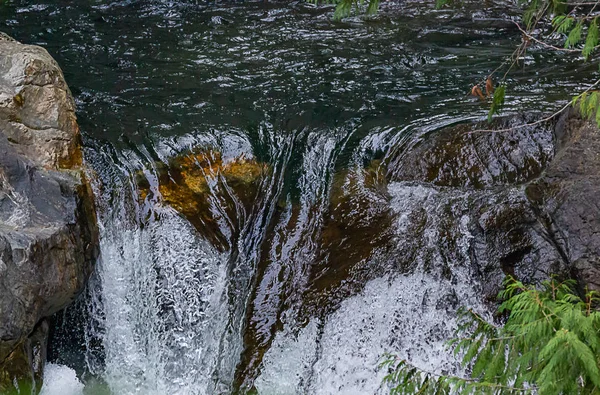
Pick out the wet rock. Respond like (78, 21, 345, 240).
(305, 160, 395, 312)
(527, 116, 600, 290)
(388, 114, 555, 188)
(138, 150, 267, 251)
(0, 35, 99, 392)
(236, 160, 397, 391)
(387, 111, 600, 297)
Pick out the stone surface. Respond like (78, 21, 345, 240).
(527, 116, 600, 291)
(387, 111, 600, 297)
(137, 149, 267, 251)
(387, 114, 555, 189)
(0, 34, 99, 392)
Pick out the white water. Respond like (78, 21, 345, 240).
(256, 272, 481, 394)
(255, 182, 486, 394)
(40, 364, 84, 395)
(47, 137, 488, 394)
(97, 207, 230, 394)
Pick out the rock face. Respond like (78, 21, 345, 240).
(387, 111, 600, 297)
(0, 34, 99, 392)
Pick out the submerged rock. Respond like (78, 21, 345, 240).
(388, 114, 555, 188)
(137, 150, 267, 251)
(0, 34, 99, 392)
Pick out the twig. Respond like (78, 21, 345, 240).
(556, 1, 600, 5)
(469, 77, 600, 133)
(513, 21, 581, 53)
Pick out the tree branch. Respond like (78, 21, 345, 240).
(469, 77, 600, 134)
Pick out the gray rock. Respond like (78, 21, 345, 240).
(387, 111, 600, 297)
(0, 34, 99, 392)
(527, 116, 600, 291)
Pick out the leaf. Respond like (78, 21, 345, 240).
(523, 0, 540, 29)
(553, 15, 574, 34)
(471, 85, 485, 100)
(565, 22, 583, 48)
(435, 0, 448, 8)
(488, 85, 506, 122)
(485, 77, 494, 97)
(333, 0, 354, 20)
(366, 0, 379, 15)
(583, 18, 599, 60)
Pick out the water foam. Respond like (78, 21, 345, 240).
(255, 271, 482, 394)
(40, 363, 84, 395)
(96, 205, 229, 395)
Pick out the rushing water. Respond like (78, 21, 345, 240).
(1, 0, 598, 393)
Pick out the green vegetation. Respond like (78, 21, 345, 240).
(307, 0, 380, 20)
(380, 277, 600, 394)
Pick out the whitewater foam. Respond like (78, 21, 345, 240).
(39, 363, 84, 395)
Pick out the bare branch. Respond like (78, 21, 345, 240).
(469, 77, 600, 134)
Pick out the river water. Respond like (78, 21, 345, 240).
(1, 0, 596, 394)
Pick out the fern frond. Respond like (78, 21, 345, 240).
(583, 18, 599, 59)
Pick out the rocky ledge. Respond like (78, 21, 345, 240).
(387, 111, 600, 297)
(0, 34, 99, 392)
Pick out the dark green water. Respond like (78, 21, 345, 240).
(2, 1, 598, 394)
(2, 0, 594, 152)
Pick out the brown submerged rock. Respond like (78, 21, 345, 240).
(0, 34, 99, 392)
(138, 150, 267, 251)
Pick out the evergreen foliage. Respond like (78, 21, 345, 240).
(306, 0, 379, 19)
(380, 277, 600, 395)
(488, 85, 506, 122)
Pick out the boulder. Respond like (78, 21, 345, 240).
(387, 111, 600, 297)
(0, 34, 99, 392)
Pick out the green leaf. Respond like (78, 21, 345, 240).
(583, 18, 599, 60)
(488, 85, 506, 122)
(523, 0, 540, 29)
(366, 0, 379, 15)
(565, 22, 584, 48)
(553, 15, 574, 34)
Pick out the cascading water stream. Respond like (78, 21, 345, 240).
(2, 0, 592, 393)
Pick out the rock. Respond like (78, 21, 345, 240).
(0, 34, 99, 392)
(137, 149, 267, 251)
(387, 111, 600, 297)
(526, 115, 600, 291)
(388, 114, 555, 189)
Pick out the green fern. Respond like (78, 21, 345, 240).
(573, 91, 600, 127)
(381, 276, 600, 395)
(565, 22, 584, 48)
(552, 15, 575, 34)
(583, 18, 599, 60)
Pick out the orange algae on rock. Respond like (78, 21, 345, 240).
(140, 150, 268, 251)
